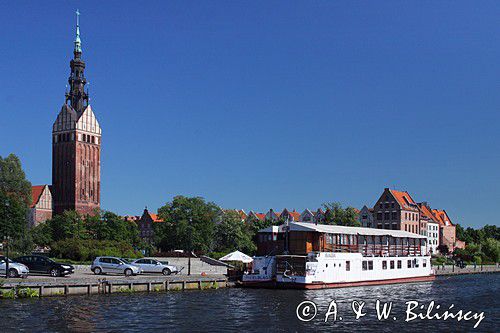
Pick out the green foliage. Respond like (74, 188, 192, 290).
(31, 210, 144, 257)
(0, 154, 32, 252)
(154, 196, 220, 253)
(482, 238, 500, 263)
(50, 238, 142, 262)
(214, 211, 256, 254)
(454, 224, 500, 264)
(30, 222, 53, 247)
(321, 202, 361, 227)
(17, 287, 39, 298)
(0, 289, 16, 299)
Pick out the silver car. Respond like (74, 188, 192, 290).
(0, 256, 29, 278)
(91, 257, 142, 276)
(131, 258, 180, 275)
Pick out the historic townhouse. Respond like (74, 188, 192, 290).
(300, 209, 315, 223)
(280, 209, 301, 222)
(359, 205, 374, 228)
(136, 208, 164, 244)
(372, 188, 421, 233)
(418, 202, 440, 254)
(265, 209, 281, 222)
(28, 185, 53, 227)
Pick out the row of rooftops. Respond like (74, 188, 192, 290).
(364, 188, 454, 227)
(31, 186, 453, 229)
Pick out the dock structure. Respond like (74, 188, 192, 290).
(0, 275, 228, 297)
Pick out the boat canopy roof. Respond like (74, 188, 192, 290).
(258, 222, 426, 239)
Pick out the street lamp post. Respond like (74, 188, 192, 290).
(3, 236, 10, 279)
(188, 218, 192, 276)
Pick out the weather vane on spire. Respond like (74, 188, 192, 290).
(74, 9, 82, 53)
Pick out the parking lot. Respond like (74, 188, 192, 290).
(3, 268, 223, 284)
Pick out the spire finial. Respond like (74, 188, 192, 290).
(74, 9, 82, 53)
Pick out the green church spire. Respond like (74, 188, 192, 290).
(74, 9, 82, 54)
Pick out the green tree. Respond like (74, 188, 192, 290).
(48, 210, 87, 241)
(214, 211, 256, 254)
(155, 196, 220, 253)
(482, 238, 499, 263)
(0, 154, 32, 250)
(321, 202, 361, 226)
(30, 222, 53, 248)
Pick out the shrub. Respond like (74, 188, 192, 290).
(50, 239, 143, 261)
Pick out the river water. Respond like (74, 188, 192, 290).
(1, 274, 498, 332)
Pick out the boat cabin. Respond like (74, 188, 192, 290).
(256, 222, 427, 257)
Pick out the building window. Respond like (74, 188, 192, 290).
(382, 261, 387, 270)
(391, 212, 397, 220)
(384, 212, 390, 219)
(346, 261, 350, 271)
(377, 213, 382, 221)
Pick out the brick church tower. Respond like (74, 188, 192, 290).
(52, 11, 101, 215)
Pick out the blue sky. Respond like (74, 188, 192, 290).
(0, 1, 498, 228)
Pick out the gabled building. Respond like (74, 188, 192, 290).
(300, 209, 315, 223)
(359, 205, 374, 228)
(246, 211, 266, 224)
(265, 209, 281, 222)
(137, 208, 164, 244)
(432, 209, 461, 252)
(281, 209, 301, 222)
(373, 188, 420, 233)
(28, 185, 53, 227)
(418, 202, 440, 254)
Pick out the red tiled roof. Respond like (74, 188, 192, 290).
(389, 189, 418, 211)
(290, 211, 301, 221)
(149, 213, 164, 223)
(255, 213, 266, 220)
(418, 204, 437, 223)
(31, 185, 46, 208)
(432, 209, 452, 227)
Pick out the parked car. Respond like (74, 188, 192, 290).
(131, 258, 181, 275)
(0, 256, 29, 278)
(14, 255, 74, 277)
(91, 257, 142, 276)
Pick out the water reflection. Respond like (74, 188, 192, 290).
(1, 275, 497, 332)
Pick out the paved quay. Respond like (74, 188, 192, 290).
(434, 264, 500, 276)
(1, 271, 228, 297)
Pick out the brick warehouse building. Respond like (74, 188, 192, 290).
(30, 11, 102, 223)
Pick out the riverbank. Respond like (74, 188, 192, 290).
(0, 273, 228, 298)
(434, 264, 500, 276)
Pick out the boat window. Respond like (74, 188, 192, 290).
(423, 259, 427, 268)
(390, 260, 395, 269)
(382, 261, 387, 270)
(368, 261, 373, 270)
(407, 260, 412, 268)
(346, 261, 350, 271)
(362, 261, 368, 271)
(397, 260, 402, 269)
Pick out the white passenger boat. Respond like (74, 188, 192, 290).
(243, 222, 434, 289)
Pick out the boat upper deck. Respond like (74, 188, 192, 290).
(257, 222, 427, 257)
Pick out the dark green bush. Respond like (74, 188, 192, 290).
(50, 239, 142, 261)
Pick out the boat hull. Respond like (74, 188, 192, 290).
(276, 274, 436, 289)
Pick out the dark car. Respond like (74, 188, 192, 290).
(15, 255, 74, 277)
